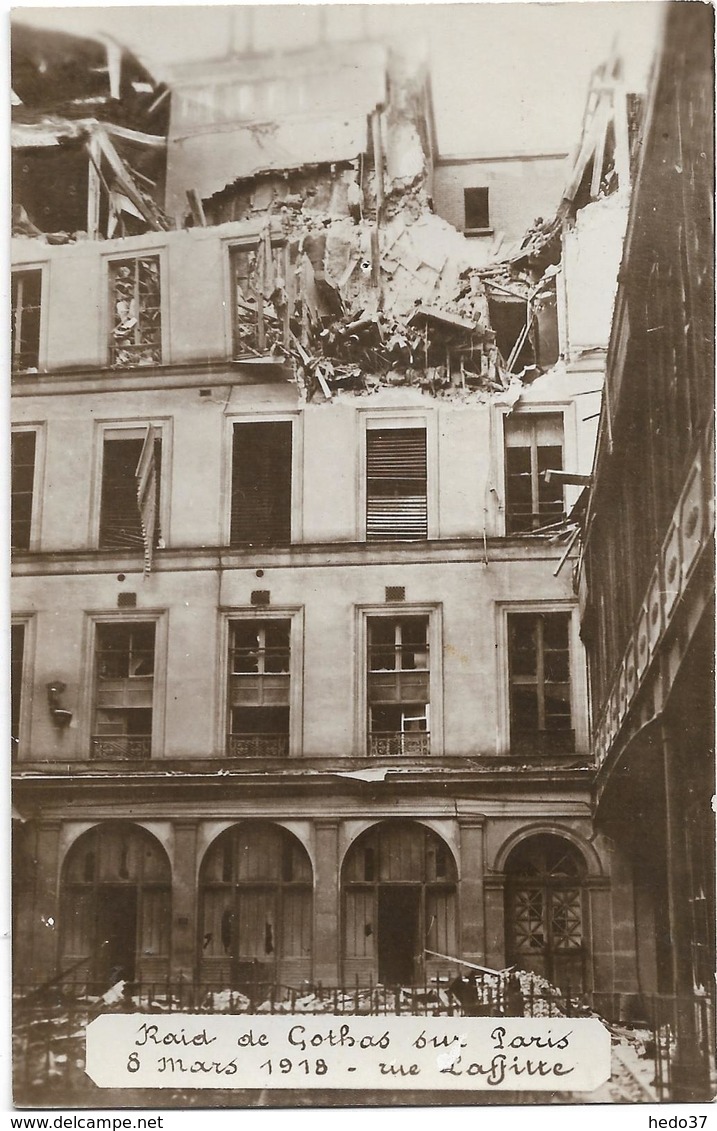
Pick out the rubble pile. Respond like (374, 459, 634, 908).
(201, 984, 454, 1015)
(14, 974, 668, 1105)
(227, 199, 554, 404)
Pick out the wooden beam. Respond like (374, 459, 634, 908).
(186, 189, 206, 227)
(86, 132, 102, 239)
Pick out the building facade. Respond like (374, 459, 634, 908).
(12, 22, 641, 1013)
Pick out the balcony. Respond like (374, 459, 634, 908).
(368, 732, 430, 757)
(227, 734, 290, 758)
(90, 735, 151, 760)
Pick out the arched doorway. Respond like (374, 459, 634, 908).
(60, 822, 171, 989)
(505, 834, 586, 992)
(199, 823, 312, 988)
(342, 821, 457, 986)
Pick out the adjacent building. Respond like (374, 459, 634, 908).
(577, 2, 715, 1100)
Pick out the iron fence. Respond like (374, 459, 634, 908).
(12, 979, 716, 1105)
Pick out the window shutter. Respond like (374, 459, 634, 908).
(11, 431, 36, 551)
(231, 422, 292, 546)
(366, 428, 427, 540)
(100, 436, 161, 552)
(135, 425, 158, 575)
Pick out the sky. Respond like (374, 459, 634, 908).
(10, 1, 665, 157)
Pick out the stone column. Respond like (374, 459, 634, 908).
(170, 819, 198, 984)
(31, 820, 62, 985)
(313, 818, 340, 985)
(483, 876, 506, 971)
(585, 876, 614, 1013)
(458, 817, 486, 965)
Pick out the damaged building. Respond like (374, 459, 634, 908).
(577, 3, 715, 1101)
(12, 16, 671, 1035)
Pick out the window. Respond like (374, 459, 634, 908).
(109, 256, 161, 367)
(11, 624, 25, 760)
(12, 269, 41, 373)
(464, 187, 490, 232)
(11, 430, 36, 551)
(200, 823, 312, 985)
(508, 612, 573, 755)
(100, 430, 161, 553)
(61, 823, 171, 987)
(367, 616, 429, 756)
(342, 821, 456, 985)
(504, 413, 564, 533)
(366, 427, 427, 540)
(227, 619, 290, 757)
(231, 240, 288, 356)
(230, 421, 292, 546)
(92, 622, 155, 760)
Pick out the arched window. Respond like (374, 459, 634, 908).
(61, 823, 171, 989)
(505, 834, 586, 992)
(200, 823, 312, 988)
(342, 821, 457, 986)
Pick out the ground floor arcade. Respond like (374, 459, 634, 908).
(13, 790, 642, 1013)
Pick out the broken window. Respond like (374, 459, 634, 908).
(504, 413, 564, 533)
(367, 616, 430, 756)
(366, 427, 427, 541)
(11, 430, 36, 552)
(231, 240, 288, 357)
(100, 432, 161, 552)
(464, 187, 490, 232)
(227, 619, 291, 757)
(200, 823, 312, 986)
(508, 612, 574, 755)
(109, 256, 161, 367)
(230, 421, 292, 546)
(12, 269, 41, 372)
(11, 623, 25, 760)
(92, 622, 155, 761)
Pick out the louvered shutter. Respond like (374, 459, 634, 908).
(100, 437, 161, 551)
(231, 422, 292, 546)
(366, 428, 427, 540)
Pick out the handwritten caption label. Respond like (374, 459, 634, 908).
(85, 1015, 610, 1091)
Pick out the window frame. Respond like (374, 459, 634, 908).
(356, 604, 443, 757)
(219, 608, 304, 758)
(10, 614, 34, 762)
(11, 424, 44, 553)
(90, 420, 171, 552)
(11, 266, 45, 374)
(226, 236, 291, 358)
(359, 412, 438, 542)
(495, 404, 574, 537)
(495, 601, 586, 757)
(81, 611, 167, 762)
(104, 248, 168, 369)
(222, 413, 302, 547)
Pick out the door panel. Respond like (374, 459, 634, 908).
(378, 886, 420, 985)
(95, 886, 138, 985)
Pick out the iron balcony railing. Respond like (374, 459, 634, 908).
(368, 732, 430, 757)
(90, 735, 151, 760)
(511, 729, 576, 757)
(227, 733, 290, 758)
